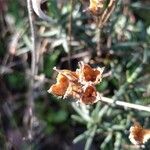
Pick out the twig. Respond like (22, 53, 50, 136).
(61, 51, 91, 62)
(27, 0, 37, 77)
(26, 0, 37, 141)
(68, 0, 73, 68)
(98, 0, 116, 28)
(100, 96, 150, 113)
(96, 25, 101, 56)
(31, 0, 56, 23)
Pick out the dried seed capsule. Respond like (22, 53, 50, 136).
(129, 122, 150, 145)
(80, 85, 98, 105)
(77, 61, 104, 85)
(48, 73, 69, 97)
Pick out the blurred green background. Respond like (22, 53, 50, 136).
(0, 0, 150, 149)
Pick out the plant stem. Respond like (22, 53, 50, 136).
(26, 0, 36, 140)
(96, 21, 102, 56)
(68, 0, 73, 68)
(100, 96, 150, 113)
(27, 0, 37, 76)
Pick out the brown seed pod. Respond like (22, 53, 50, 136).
(80, 85, 98, 105)
(48, 73, 69, 97)
(77, 61, 104, 85)
(129, 122, 150, 145)
(48, 67, 79, 98)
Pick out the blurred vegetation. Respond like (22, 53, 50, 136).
(0, 0, 150, 149)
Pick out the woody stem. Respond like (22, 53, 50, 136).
(100, 96, 150, 113)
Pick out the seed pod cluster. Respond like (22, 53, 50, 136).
(48, 61, 104, 105)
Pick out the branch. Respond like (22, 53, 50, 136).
(100, 96, 150, 113)
(25, 0, 37, 141)
(68, 0, 73, 68)
(27, 0, 37, 77)
(31, 0, 56, 23)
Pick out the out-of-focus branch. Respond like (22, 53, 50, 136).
(27, 0, 36, 77)
(68, 0, 73, 68)
(100, 96, 150, 113)
(96, 26, 101, 56)
(98, 0, 116, 27)
(31, 0, 56, 23)
(26, 0, 37, 141)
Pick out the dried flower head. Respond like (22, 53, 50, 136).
(47, 68, 78, 97)
(47, 72, 69, 97)
(129, 122, 150, 145)
(83, 0, 116, 27)
(85, 0, 105, 15)
(80, 85, 98, 105)
(48, 61, 103, 105)
(77, 61, 104, 85)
